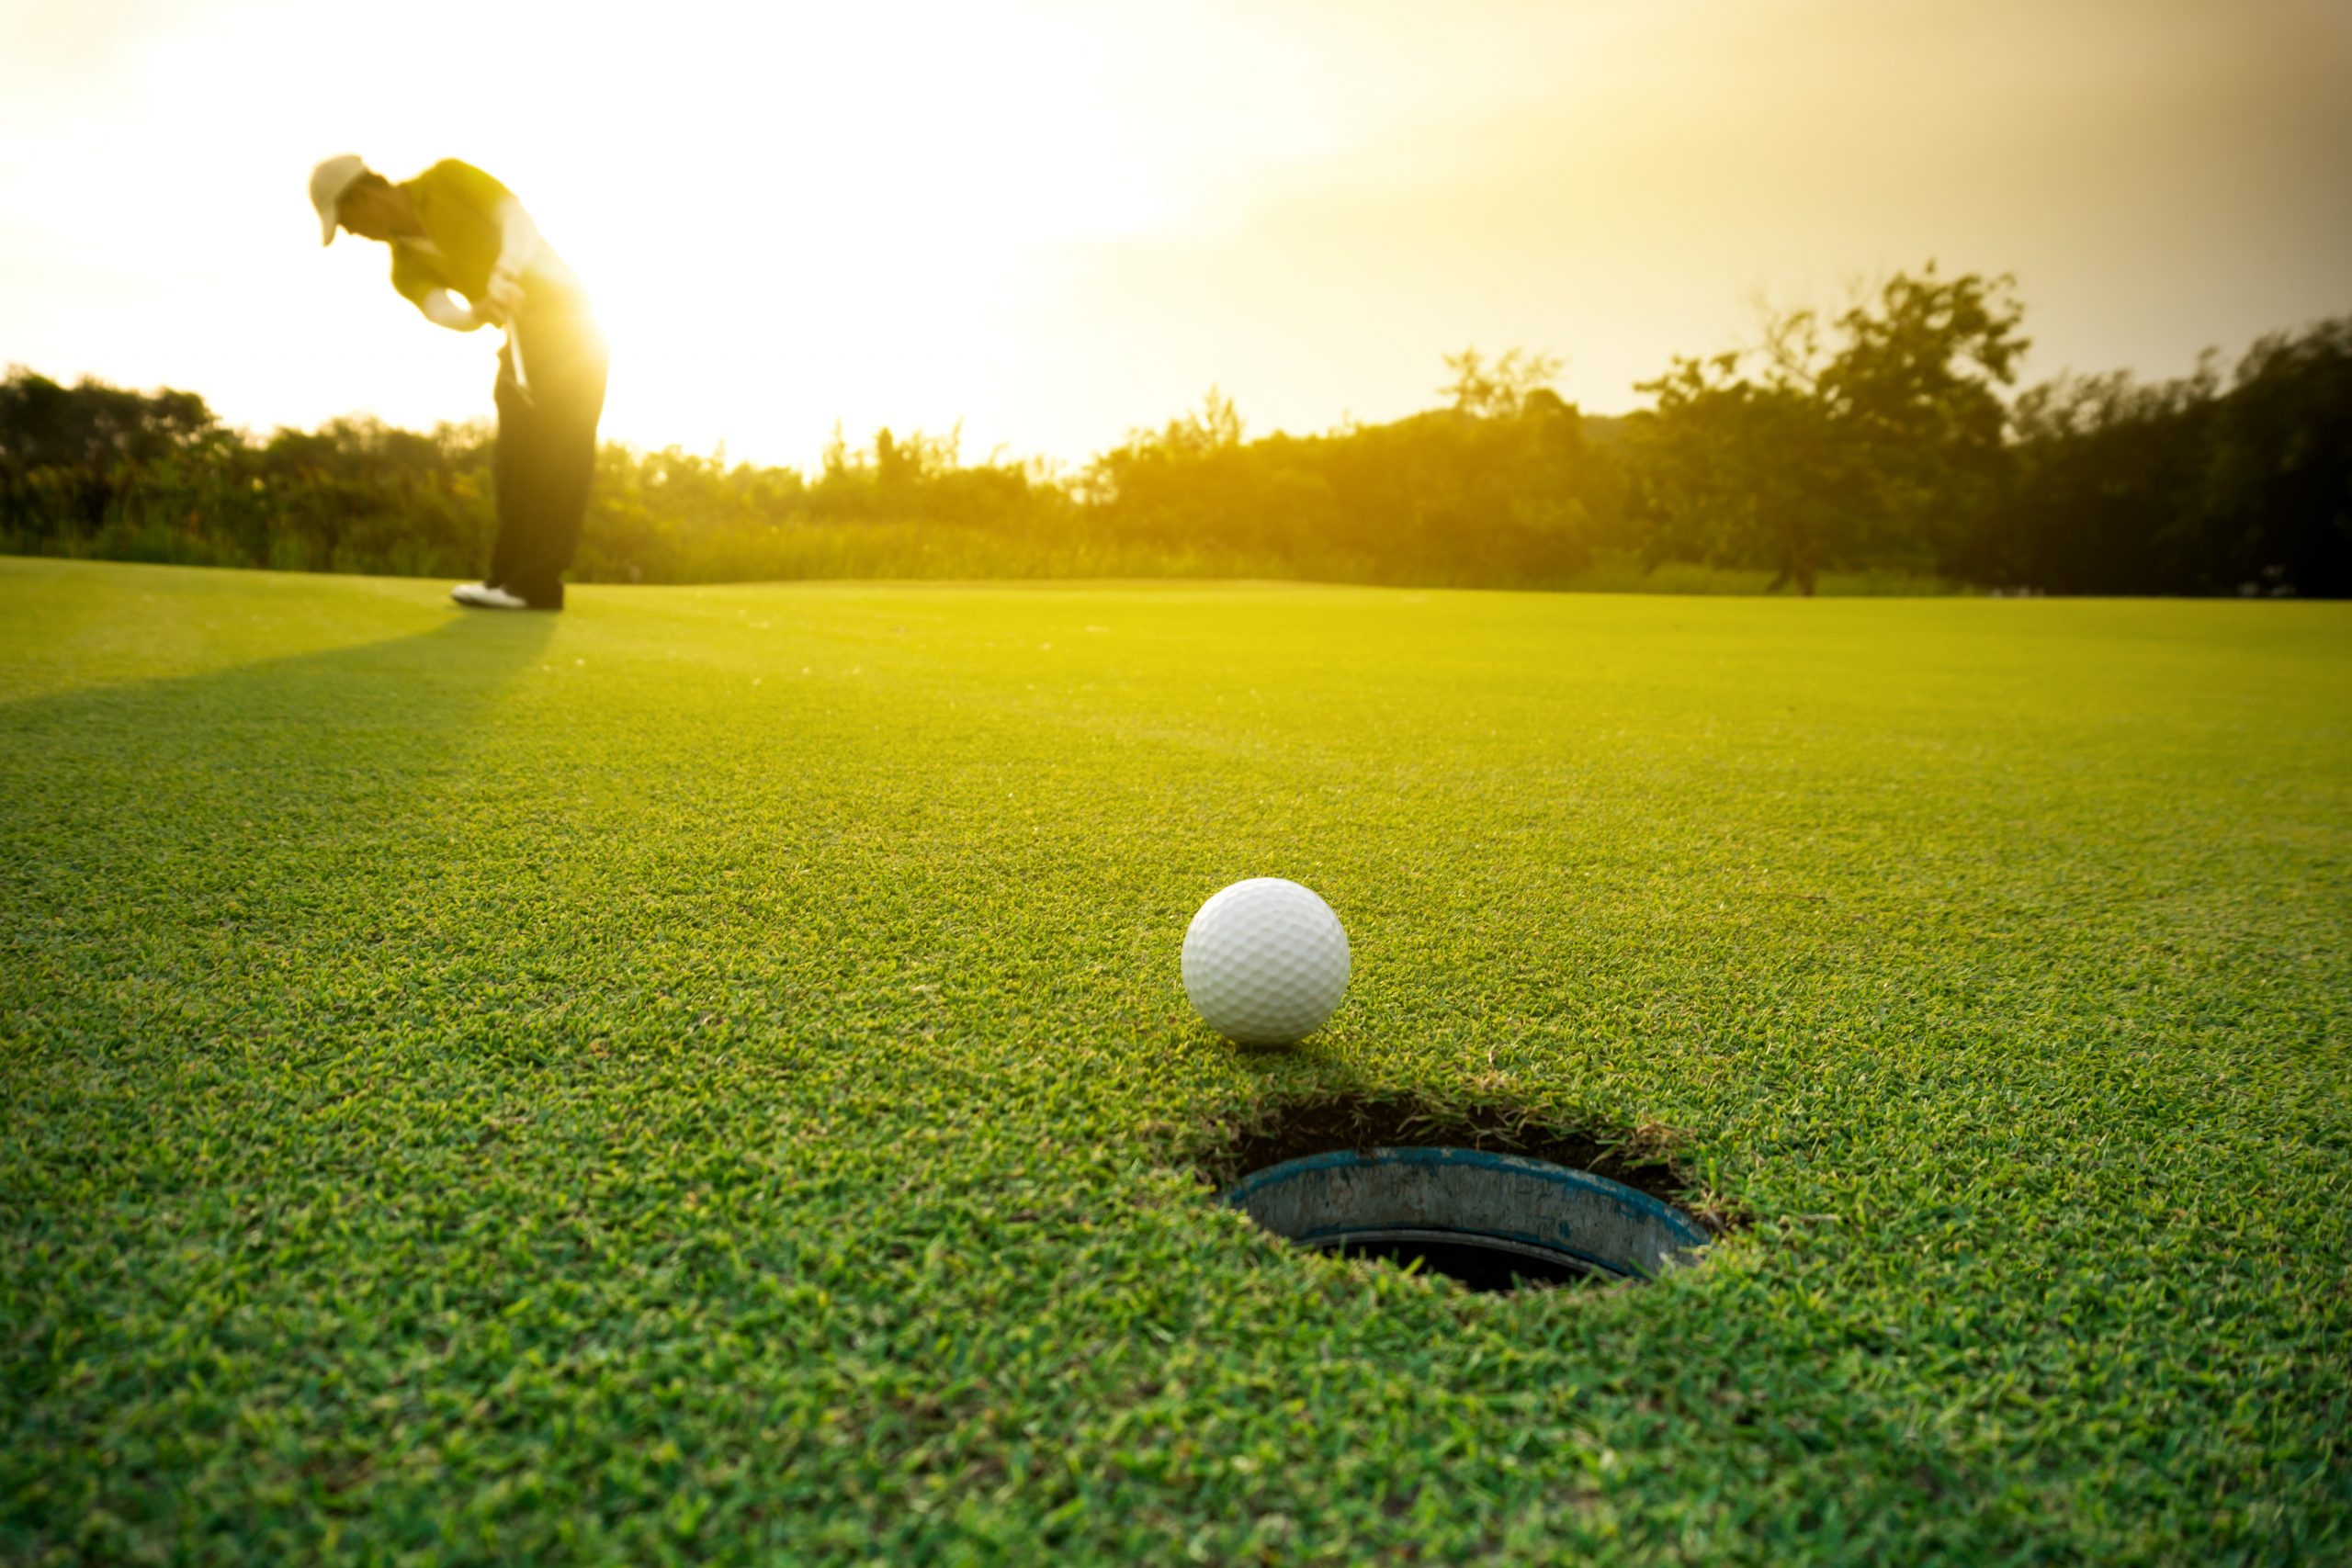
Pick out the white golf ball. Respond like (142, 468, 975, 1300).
(1182, 878, 1351, 1045)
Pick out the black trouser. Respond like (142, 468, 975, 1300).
(491, 306, 607, 610)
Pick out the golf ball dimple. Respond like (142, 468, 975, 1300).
(1182, 878, 1351, 1045)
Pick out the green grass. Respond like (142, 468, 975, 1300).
(4, 557, 2346, 1563)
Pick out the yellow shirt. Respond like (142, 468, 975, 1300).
(387, 160, 585, 319)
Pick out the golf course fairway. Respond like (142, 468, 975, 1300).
(4, 557, 2346, 1562)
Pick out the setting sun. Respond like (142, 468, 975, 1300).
(5, 0, 2346, 469)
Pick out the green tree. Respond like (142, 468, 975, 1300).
(0, 367, 216, 470)
(2001, 365, 2217, 592)
(2199, 319, 2352, 597)
(1440, 348, 1563, 419)
(1629, 266, 2027, 592)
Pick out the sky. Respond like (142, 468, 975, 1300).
(3, 0, 2348, 471)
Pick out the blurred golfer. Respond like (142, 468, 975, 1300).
(310, 155, 605, 612)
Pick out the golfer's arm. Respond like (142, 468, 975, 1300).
(492, 197, 541, 278)
(419, 288, 483, 332)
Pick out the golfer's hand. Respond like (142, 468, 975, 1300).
(469, 294, 511, 329)
(486, 264, 526, 318)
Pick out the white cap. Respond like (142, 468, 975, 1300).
(310, 154, 366, 246)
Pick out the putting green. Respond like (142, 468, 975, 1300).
(4, 558, 2347, 1562)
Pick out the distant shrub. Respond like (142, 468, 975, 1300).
(6, 281, 2345, 596)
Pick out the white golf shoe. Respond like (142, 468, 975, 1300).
(450, 581, 532, 610)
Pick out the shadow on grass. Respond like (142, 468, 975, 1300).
(1, 606, 556, 729)
(2, 610, 559, 1004)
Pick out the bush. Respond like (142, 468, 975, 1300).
(6, 290, 2345, 597)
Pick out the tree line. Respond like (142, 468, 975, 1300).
(5, 266, 2345, 595)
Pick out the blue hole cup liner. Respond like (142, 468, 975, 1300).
(1221, 1145, 1709, 1280)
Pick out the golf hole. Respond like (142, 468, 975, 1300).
(1205, 1094, 1722, 1294)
